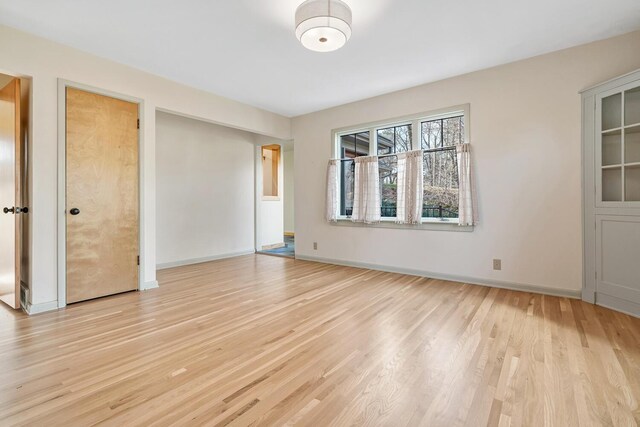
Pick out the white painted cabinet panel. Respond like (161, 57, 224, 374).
(583, 69, 640, 317)
(596, 216, 640, 304)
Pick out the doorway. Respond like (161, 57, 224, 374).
(0, 74, 27, 309)
(61, 84, 140, 304)
(255, 142, 294, 258)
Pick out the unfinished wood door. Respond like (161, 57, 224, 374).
(0, 78, 21, 309)
(66, 88, 139, 304)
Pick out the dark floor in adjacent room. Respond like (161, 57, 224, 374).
(260, 235, 295, 258)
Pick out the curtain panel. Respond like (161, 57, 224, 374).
(326, 144, 477, 226)
(325, 159, 339, 222)
(456, 143, 478, 226)
(352, 156, 381, 223)
(396, 150, 424, 224)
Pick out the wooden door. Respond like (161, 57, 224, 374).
(66, 88, 139, 304)
(0, 78, 21, 309)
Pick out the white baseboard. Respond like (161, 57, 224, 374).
(24, 300, 59, 315)
(23, 282, 158, 315)
(141, 280, 159, 290)
(156, 250, 255, 270)
(596, 293, 640, 318)
(296, 254, 582, 299)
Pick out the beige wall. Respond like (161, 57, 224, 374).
(0, 24, 290, 309)
(292, 31, 640, 294)
(156, 112, 256, 268)
(283, 149, 295, 234)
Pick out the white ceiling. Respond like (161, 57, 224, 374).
(0, 0, 639, 117)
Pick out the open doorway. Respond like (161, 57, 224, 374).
(0, 72, 30, 310)
(255, 140, 294, 258)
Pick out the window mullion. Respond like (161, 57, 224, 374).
(370, 127, 377, 155)
(411, 120, 419, 150)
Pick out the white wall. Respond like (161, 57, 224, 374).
(0, 24, 290, 309)
(283, 149, 295, 234)
(155, 112, 255, 267)
(292, 31, 640, 295)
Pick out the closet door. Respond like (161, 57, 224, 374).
(65, 87, 139, 304)
(0, 78, 22, 309)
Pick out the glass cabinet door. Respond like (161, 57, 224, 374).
(600, 85, 640, 203)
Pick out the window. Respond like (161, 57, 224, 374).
(339, 132, 370, 158)
(376, 124, 411, 216)
(339, 132, 369, 215)
(262, 145, 280, 198)
(421, 116, 464, 219)
(335, 107, 467, 221)
(377, 124, 411, 155)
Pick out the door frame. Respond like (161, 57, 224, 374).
(57, 79, 145, 308)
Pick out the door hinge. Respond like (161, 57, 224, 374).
(137, 255, 140, 265)
(137, 119, 140, 129)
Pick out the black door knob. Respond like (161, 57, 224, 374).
(69, 208, 80, 215)
(3, 207, 14, 214)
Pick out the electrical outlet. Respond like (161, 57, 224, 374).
(313, 242, 318, 250)
(493, 259, 501, 271)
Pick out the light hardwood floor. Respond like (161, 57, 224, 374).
(1, 255, 639, 426)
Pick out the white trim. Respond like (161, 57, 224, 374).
(24, 300, 59, 315)
(580, 68, 640, 95)
(141, 280, 159, 290)
(57, 79, 145, 309)
(254, 145, 261, 251)
(331, 217, 473, 232)
(596, 293, 640, 318)
(156, 250, 255, 270)
(296, 254, 582, 299)
(582, 93, 597, 303)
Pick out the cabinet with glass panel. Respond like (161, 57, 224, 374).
(599, 85, 640, 203)
(583, 70, 640, 316)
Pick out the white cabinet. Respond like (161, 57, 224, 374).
(583, 69, 640, 317)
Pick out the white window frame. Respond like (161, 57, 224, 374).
(331, 104, 472, 231)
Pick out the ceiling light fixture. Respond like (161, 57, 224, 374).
(295, 0, 352, 53)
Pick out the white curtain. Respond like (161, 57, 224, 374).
(456, 144, 478, 226)
(352, 156, 381, 223)
(396, 150, 424, 224)
(326, 159, 339, 222)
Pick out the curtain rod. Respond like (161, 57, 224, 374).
(337, 145, 457, 162)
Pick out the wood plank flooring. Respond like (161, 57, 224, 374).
(1, 254, 639, 426)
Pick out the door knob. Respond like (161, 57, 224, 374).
(69, 208, 80, 215)
(3, 207, 14, 214)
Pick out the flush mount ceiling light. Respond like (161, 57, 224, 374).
(295, 0, 352, 52)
